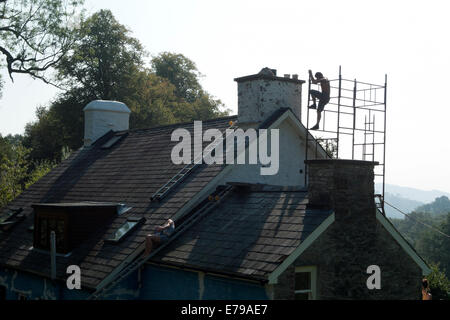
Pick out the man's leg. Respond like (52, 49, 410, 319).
(145, 234, 161, 256)
(316, 110, 322, 127)
(309, 90, 321, 108)
(310, 100, 325, 130)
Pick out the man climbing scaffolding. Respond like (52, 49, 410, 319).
(308, 70, 330, 130)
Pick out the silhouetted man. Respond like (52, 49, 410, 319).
(144, 219, 175, 256)
(308, 70, 330, 130)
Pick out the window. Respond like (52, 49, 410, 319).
(36, 215, 67, 253)
(295, 266, 317, 300)
(106, 217, 145, 244)
(101, 133, 126, 149)
(32, 202, 120, 254)
(18, 293, 28, 300)
(0, 208, 24, 231)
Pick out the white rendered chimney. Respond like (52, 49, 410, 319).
(83, 100, 131, 147)
(234, 68, 304, 127)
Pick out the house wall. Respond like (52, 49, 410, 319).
(271, 219, 423, 300)
(103, 265, 269, 300)
(271, 160, 423, 300)
(219, 119, 312, 187)
(1, 264, 269, 300)
(0, 267, 90, 300)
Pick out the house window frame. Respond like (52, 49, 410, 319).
(294, 266, 317, 300)
(33, 211, 69, 254)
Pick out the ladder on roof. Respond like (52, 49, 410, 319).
(150, 121, 238, 202)
(88, 185, 234, 300)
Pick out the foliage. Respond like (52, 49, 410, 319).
(390, 211, 439, 247)
(24, 10, 229, 163)
(317, 137, 337, 158)
(0, 139, 54, 210)
(56, 9, 145, 100)
(415, 196, 450, 217)
(427, 263, 450, 300)
(391, 209, 450, 280)
(152, 52, 202, 103)
(152, 52, 230, 118)
(416, 214, 450, 278)
(0, 0, 83, 89)
(0, 144, 28, 208)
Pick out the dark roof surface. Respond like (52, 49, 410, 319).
(152, 186, 332, 281)
(0, 116, 236, 289)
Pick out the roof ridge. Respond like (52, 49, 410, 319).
(122, 115, 238, 134)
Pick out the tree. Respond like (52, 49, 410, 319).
(56, 9, 145, 100)
(0, 141, 54, 210)
(427, 263, 450, 300)
(152, 52, 202, 102)
(24, 11, 229, 162)
(416, 214, 450, 278)
(0, 0, 83, 89)
(152, 52, 230, 119)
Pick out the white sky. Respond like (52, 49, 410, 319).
(0, 0, 449, 193)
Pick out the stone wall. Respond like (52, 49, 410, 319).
(272, 160, 423, 300)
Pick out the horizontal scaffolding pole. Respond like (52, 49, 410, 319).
(354, 142, 385, 146)
(339, 126, 385, 134)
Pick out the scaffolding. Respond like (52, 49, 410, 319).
(304, 66, 387, 208)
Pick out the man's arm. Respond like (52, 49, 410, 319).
(309, 70, 319, 84)
(156, 219, 174, 232)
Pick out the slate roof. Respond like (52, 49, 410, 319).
(152, 185, 333, 281)
(0, 116, 236, 289)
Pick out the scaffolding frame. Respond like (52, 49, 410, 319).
(305, 66, 387, 208)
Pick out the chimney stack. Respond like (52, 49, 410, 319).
(305, 159, 378, 223)
(234, 68, 304, 128)
(83, 100, 131, 147)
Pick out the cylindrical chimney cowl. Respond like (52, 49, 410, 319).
(83, 100, 131, 147)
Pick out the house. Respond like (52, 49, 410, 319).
(0, 68, 430, 300)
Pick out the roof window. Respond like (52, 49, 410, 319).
(105, 217, 145, 244)
(0, 208, 24, 231)
(101, 133, 127, 149)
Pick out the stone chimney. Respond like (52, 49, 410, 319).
(305, 159, 378, 223)
(234, 68, 304, 128)
(83, 100, 131, 147)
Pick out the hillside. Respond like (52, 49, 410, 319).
(383, 192, 424, 219)
(414, 196, 450, 216)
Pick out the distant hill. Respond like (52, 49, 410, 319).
(375, 184, 450, 219)
(414, 196, 450, 216)
(382, 192, 424, 219)
(376, 183, 450, 204)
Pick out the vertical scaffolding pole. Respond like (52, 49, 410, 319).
(372, 114, 376, 162)
(336, 66, 342, 158)
(383, 74, 388, 204)
(305, 77, 312, 186)
(352, 79, 357, 160)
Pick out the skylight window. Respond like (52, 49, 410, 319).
(106, 217, 145, 244)
(0, 208, 24, 231)
(101, 133, 127, 149)
(117, 204, 132, 215)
